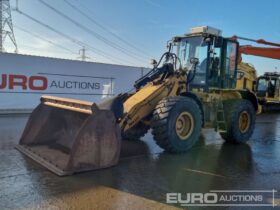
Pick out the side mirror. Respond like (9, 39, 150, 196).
(166, 42, 172, 52)
(150, 59, 158, 67)
(190, 57, 199, 65)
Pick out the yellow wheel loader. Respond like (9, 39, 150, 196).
(256, 72, 280, 111)
(16, 26, 258, 176)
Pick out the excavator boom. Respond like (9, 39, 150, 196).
(234, 35, 280, 60)
(239, 46, 280, 60)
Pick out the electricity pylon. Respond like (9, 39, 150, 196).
(0, 0, 18, 53)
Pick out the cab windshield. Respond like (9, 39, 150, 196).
(175, 36, 208, 86)
(176, 37, 208, 69)
(257, 78, 267, 92)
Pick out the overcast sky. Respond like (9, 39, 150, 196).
(4, 0, 280, 73)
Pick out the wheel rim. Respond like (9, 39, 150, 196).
(239, 111, 250, 133)
(175, 112, 194, 140)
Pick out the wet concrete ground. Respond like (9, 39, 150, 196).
(0, 113, 280, 209)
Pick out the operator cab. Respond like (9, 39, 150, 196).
(173, 26, 239, 92)
(256, 72, 280, 101)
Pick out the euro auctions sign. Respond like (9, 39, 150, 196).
(0, 73, 111, 96)
(0, 53, 148, 111)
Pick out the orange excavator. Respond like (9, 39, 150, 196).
(234, 36, 280, 111)
(236, 36, 280, 60)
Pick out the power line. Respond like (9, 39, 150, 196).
(19, 43, 96, 62)
(63, 0, 151, 59)
(14, 24, 78, 55)
(14, 9, 135, 65)
(19, 43, 75, 55)
(38, 0, 147, 63)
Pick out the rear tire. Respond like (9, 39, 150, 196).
(122, 122, 149, 140)
(151, 96, 202, 153)
(220, 99, 255, 143)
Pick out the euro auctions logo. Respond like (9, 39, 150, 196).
(166, 190, 278, 207)
(0, 74, 48, 90)
(167, 192, 218, 205)
(0, 73, 104, 94)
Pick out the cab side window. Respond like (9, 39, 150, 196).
(223, 41, 237, 88)
(208, 46, 221, 87)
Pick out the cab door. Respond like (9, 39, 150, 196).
(222, 40, 238, 89)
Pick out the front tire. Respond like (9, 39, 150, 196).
(220, 99, 255, 143)
(151, 96, 202, 153)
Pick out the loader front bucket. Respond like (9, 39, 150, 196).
(16, 96, 121, 176)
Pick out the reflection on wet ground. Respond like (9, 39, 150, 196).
(0, 114, 280, 209)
